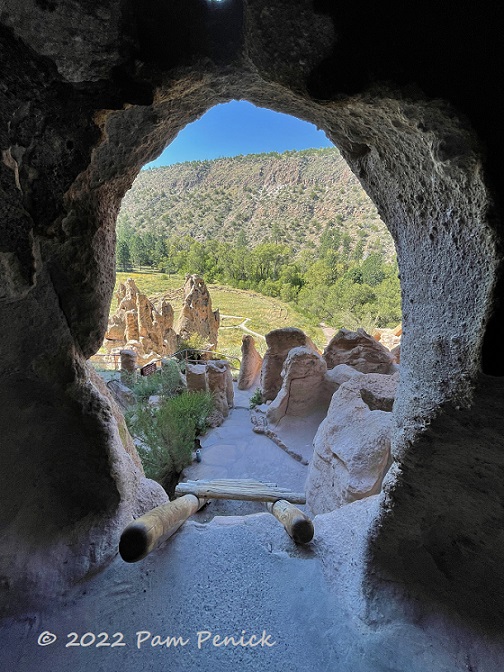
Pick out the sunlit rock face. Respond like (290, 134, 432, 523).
(105, 277, 178, 361)
(176, 274, 220, 348)
(260, 327, 319, 401)
(237, 335, 263, 391)
(1, 2, 504, 665)
(306, 372, 398, 515)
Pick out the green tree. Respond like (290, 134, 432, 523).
(117, 239, 131, 271)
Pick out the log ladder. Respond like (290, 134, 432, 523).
(119, 479, 314, 563)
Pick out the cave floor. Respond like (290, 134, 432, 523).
(2, 385, 344, 672)
(2, 386, 502, 671)
(1, 510, 349, 672)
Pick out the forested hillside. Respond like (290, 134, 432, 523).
(116, 148, 401, 329)
(118, 147, 393, 258)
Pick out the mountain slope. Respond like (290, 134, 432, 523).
(117, 147, 395, 259)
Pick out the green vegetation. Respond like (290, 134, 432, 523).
(129, 360, 182, 401)
(114, 147, 401, 343)
(113, 272, 325, 355)
(124, 359, 213, 495)
(117, 147, 393, 260)
(249, 388, 264, 409)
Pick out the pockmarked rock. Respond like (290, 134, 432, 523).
(306, 372, 398, 515)
(105, 278, 177, 362)
(323, 328, 396, 374)
(261, 327, 319, 401)
(176, 274, 220, 348)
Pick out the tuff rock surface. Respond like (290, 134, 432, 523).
(266, 346, 327, 424)
(176, 274, 220, 349)
(323, 327, 397, 374)
(105, 277, 177, 362)
(260, 327, 318, 401)
(237, 334, 263, 390)
(306, 372, 398, 515)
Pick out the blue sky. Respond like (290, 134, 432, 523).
(143, 100, 333, 169)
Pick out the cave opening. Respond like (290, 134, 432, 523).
(2, 4, 504, 660)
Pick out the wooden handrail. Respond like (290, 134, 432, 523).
(119, 494, 207, 563)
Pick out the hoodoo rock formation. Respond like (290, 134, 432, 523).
(176, 274, 220, 350)
(1, 2, 504, 669)
(237, 334, 263, 390)
(105, 278, 177, 362)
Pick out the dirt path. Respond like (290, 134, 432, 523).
(220, 314, 266, 340)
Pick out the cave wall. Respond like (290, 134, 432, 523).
(1, 0, 504, 642)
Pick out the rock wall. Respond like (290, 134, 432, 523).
(306, 373, 398, 515)
(260, 327, 319, 401)
(266, 346, 327, 424)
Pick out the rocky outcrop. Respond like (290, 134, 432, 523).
(237, 335, 263, 390)
(105, 278, 177, 362)
(206, 359, 234, 419)
(260, 327, 318, 401)
(267, 346, 327, 424)
(176, 274, 220, 348)
(306, 372, 398, 515)
(323, 328, 397, 375)
(185, 363, 208, 393)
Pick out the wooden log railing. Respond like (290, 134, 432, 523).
(119, 480, 314, 562)
(174, 478, 306, 504)
(265, 499, 314, 544)
(119, 494, 207, 563)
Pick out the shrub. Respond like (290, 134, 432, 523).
(126, 391, 214, 489)
(130, 360, 182, 402)
(249, 388, 263, 408)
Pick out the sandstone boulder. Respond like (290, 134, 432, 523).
(322, 363, 361, 402)
(306, 372, 398, 515)
(260, 327, 319, 401)
(237, 335, 263, 390)
(267, 346, 327, 424)
(323, 328, 396, 374)
(176, 274, 220, 347)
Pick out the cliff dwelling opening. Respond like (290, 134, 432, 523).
(2, 3, 504, 669)
(98, 98, 402, 516)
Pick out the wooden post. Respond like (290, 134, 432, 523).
(119, 494, 205, 563)
(266, 499, 314, 544)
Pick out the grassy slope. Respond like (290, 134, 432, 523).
(114, 272, 325, 358)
